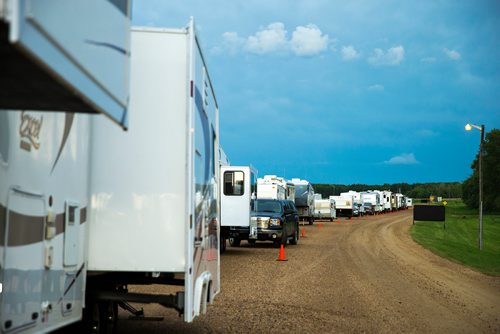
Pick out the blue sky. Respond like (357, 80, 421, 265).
(132, 1, 500, 185)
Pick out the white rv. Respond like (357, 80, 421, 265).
(406, 197, 413, 208)
(220, 166, 257, 248)
(361, 191, 382, 214)
(313, 198, 336, 221)
(290, 178, 315, 224)
(381, 190, 392, 212)
(0, 2, 131, 333)
(340, 191, 364, 216)
(331, 195, 354, 217)
(86, 22, 220, 325)
(257, 176, 286, 200)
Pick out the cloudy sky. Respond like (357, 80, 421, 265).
(132, 0, 500, 185)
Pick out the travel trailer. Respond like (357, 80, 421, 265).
(290, 178, 315, 224)
(86, 22, 221, 325)
(340, 191, 364, 216)
(0, 2, 131, 333)
(220, 166, 257, 248)
(361, 191, 382, 214)
(313, 198, 336, 221)
(331, 195, 354, 217)
(257, 175, 286, 200)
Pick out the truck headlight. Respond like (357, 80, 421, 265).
(269, 218, 280, 226)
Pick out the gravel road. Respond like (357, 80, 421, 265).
(117, 209, 500, 333)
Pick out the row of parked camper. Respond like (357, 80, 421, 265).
(316, 190, 413, 220)
(0, 3, 413, 333)
(219, 167, 412, 250)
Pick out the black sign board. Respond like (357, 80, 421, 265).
(413, 205, 445, 222)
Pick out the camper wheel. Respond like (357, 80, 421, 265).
(229, 237, 241, 247)
(83, 299, 118, 334)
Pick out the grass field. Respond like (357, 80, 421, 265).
(410, 199, 500, 276)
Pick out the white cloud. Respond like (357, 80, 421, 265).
(444, 48, 461, 60)
(384, 153, 419, 165)
(218, 22, 329, 57)
(341, 45, 360, 60)
(421, 57, 436, 63)
(368, 84, 384, 92)
(290, 24, 329, 56)
(245, 22, 288, 55)
(368, 45, 405, 66)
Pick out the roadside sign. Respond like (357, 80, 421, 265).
(443, 201, 448, 206)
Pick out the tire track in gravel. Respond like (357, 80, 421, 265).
(115, 210, 500, 333)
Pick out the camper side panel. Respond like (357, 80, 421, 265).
(88, 29, 188, 272)
(0, 111, 89, 333)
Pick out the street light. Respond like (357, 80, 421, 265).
(465, 123, 485, 250)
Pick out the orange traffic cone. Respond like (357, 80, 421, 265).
(276, 244, 288, 261)
(318, 223, 323, 229)
(301, 228, 306, 238)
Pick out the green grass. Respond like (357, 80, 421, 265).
(410, 199, 500, 276)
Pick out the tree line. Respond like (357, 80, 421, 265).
(462, 128, 500, 212)
(312, 128, 499, 213)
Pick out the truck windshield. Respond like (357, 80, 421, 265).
(254, 200, 282, 213)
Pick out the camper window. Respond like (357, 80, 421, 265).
(224, 171, 245, 196)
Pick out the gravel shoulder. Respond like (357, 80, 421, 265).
(117, 210, 500, 333)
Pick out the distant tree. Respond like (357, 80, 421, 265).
(462, 128, 500, 212)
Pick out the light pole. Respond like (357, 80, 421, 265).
(465, 123, 485, 250)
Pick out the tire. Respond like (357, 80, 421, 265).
(83, 300, 117, 334)
(289, 224, 298, 245)
(229, 237, 241, 247)
(220, 237, 227, 253)
(308, 217, 314, 225)
(248, 239, 256, 245)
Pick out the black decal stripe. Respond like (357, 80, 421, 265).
(85, 39, 127, 55)
(51, 113, 74, 174)
(0, 204, 87, 246)
(7, 210, 44, 246)
(0, 204, 6, 246)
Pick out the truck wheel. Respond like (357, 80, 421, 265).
(289, 224, 298, 245)
(308, 217, 314, 225)
(229, 237, 240, 247)
(248, 239, 256, 245)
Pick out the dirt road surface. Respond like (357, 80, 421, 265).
(117, 210, 500, 333)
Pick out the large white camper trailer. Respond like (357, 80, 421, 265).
(0, 2, 131, 333)
(220, 166, 257, 248)
(313, 198, 336, 221)
(340, 191, 364, 216)
(86, 22, 220, 324)
(381, 190, 392, 212)
(0, 111, 91, 334)
(290, 178, 315, 224)
(331, 195, 354, 217)
(257, 175, 286, 200)
(361, 191, 382, 214)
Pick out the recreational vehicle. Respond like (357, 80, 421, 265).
(257, 176, 286, 200)
(313, 198, 336, 221)
(220, 166, 257, 248)
(340, 191, 364, 216)
(361, 191, 382, 214)
(331, 195, 354, 217)
(86, 22, 220, 326)
(0, 2, 130, 333)
(290, 178, 315, 224)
